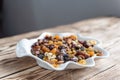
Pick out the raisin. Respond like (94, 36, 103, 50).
(43, 39, 48, 43)
(83, 41, 89, 48)
(75, 51, 90, 59)
(78, 40, 84, 44)
(75, 46, 80, 50)
(45, 35, 52, 40)
(49, 45, 54, 50)
(63, 54, 70, 61)
(80, 46, 85, 51)
(38, 39, 43, 44)
(58, 46, 65, 50)
(38, 54, 44, 59)
(35, 42, 39, 46)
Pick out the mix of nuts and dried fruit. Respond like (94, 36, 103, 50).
(31, 35, 102, 67)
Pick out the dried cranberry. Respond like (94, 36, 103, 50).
(78, 40, 84, 44)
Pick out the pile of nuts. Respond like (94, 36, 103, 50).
(31, 35, 102, 67)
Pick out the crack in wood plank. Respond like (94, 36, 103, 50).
(38, 70, 73, 80)
(86, 64, 116, 80)
(0, 65, 37, 79)
(52, 70, 74, 80)
(0, 51, 14, 56)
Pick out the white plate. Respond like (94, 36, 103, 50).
(16, 32, 109, 70)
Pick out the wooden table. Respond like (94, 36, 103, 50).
(0, 17, 120, 80)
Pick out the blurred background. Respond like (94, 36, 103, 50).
(0, 0, 120, 38)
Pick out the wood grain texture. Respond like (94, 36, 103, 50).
(0, 17, 120, 80)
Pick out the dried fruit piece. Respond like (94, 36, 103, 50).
(35, 51, 40, 55)
(50, 48, 57, 54)
(38, 54, 44, 59)
(88, 51, 95, 56)
(50, 59, 58, 64)
(72, 49, 76, 54)
(48, 40, 53, 44)
(76, 51, 90, 59)
(57, 41, 63, 45)
(57, 54, 64, 61)
(71, 56, 78, 62)
(58, 46, 65, 50)
(54, 35, 61, 40)
(45, 35, 52, 40)
(52, 63, 59, 67)
(42, 46, 50, 52)
(80, 46, 85, 51)
(78, 55, 85, 59)
(96, 52, 102, 56)
(45, 52, 56, 60)
(63, 54, 70, 61)
(87, 40, 97, 45)
(48, 45, 54, 50)
(69, 54, 74, 58)
(43, 56, 48, 61)
(70, 35, 77, 40)
(83, 41, 89, 48)
(78, 59, 86, 64)
(67, 50, 72, 54)
(67, 39, 72, 44)
(33, 46, 41, 51)
(43, 39, 48, 43)
(57, 61, 64, 64)
(38, 39, 43, 44)
(54, 45, 59, 48)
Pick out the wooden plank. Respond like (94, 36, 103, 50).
(0, 41, 38, 79)
(0, 17, 120, 80)
(1, 66, 73, 80)
(89, 64, 120, 80)
(0, 57, 37, 78)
